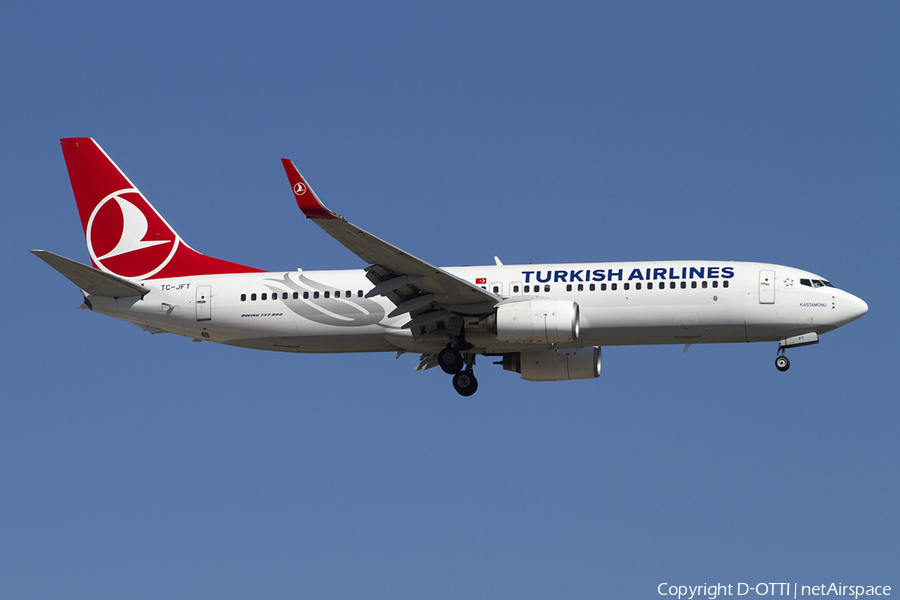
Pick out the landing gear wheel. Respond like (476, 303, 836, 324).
(775, 355, 790, 372)
(439, 347, 464, 374)
(452, 370, 478, 396)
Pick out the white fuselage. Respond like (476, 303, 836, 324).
(86, 260, 867, 355)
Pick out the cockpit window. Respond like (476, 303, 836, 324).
(800, 278, 835, 289)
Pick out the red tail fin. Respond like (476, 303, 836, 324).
(61, 138, 262, 280)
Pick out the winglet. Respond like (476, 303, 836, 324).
(281, 159, 340, 220)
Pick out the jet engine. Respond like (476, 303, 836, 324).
(479, 298, 580, 344)
(499, 346, 601, 382)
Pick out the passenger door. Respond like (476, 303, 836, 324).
(759, 270, 775, 304)
(196, 285, 212, 321)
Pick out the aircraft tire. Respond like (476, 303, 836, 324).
(439, 347, 464, 374)
(775, 355, 790, 372)
(452, 371, 478, 396)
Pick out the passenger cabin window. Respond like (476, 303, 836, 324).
(358, 290, 363, 297)
(314, 291, 319, 299)
(241, 293, 246, 301)
(601, 283, 607, 291)
(566, 284, 572, 292)
(635, 282, 641, 290)
(691, 281, 697, 289)
(324, 291, 330, 298)
(251, 293, 257, 301)
(647, 282, 653, 290)
(590, 283, 595, 291)
(702, 281, 707, 289)
(611, 283, 617, 291)
(723, 281, 729, 288)
(670, 282, 676, 289)
(293, 292, 299, 299)
(680, 281, 686, 289)
(544, 285, 550, 292)
(712, 281, 718, 288)
(261, 293, 267, 300)
(623, 283, 629, 291)
(303, 292, 309, 299)
(513, 285, 520, 293)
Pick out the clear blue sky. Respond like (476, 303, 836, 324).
(2, 2, 897, 598)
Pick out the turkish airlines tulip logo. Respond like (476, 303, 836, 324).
(86, 189, 178, 279)
(293, 182, 307, 195)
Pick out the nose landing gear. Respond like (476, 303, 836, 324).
(775, 353, 790, 372)
(774, 332, 818, 372)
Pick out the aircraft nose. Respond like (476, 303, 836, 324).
(842, 293, 868, 325)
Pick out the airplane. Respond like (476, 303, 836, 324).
(34, 138, 868, 396)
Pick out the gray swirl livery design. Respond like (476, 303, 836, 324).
(34, 138, 868, 396)
(262, 272, 387, 328)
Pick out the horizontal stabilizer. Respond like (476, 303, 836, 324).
(32, 250, 149, 297)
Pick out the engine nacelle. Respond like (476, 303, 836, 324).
(482, 298, 580, 344)
(500, 347, 601, 382)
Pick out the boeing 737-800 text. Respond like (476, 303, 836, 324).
(34, 138, 868, 395)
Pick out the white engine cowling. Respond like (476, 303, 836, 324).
(492, 298, 580, 344)
(501, 347, 601, 382)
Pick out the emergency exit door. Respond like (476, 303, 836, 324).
(196, 285, 212, 320)
(758, 270, 775, 304)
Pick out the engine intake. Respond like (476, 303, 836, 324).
(500, 347, 601, 382)
(480, 298, 580, 344)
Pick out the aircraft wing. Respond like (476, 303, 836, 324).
(281, 160, 500, 322)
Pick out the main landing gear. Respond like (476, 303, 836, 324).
(438, 346, 464, 374)
(452, 369, 478, 396)
(439, 337, 478, 396)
